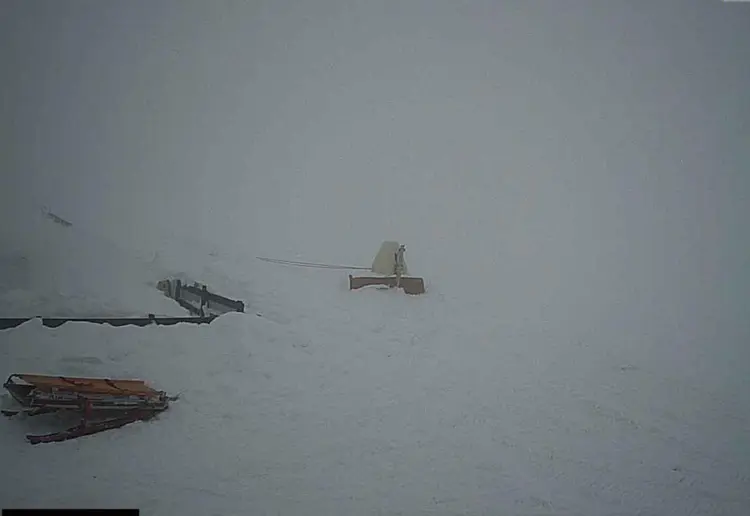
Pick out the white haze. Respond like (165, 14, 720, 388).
(1, 1, 749, 513)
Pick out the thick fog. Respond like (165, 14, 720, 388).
(4, 1, 749, 356)
(2, 2, 750, 513)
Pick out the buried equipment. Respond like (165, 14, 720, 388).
(2, 374, 176, 444)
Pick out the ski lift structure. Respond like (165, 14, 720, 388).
(348, 241, 426, 295)
(257, 241, 426, 295)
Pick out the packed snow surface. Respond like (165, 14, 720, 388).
(1, 218, 748, 515)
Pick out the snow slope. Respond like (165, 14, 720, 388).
(0, 207, 186, 318)
(1, 221, 748, 515)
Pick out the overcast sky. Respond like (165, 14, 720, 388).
(3, 0, 749, 337)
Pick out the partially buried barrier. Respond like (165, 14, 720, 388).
(156, 278, 245, 316)
(0, 280, 245, 331)
(0, 315, 217, 331)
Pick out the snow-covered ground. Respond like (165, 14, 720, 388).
(3, 2, 749, 514)
(1, 211, 748, 515)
